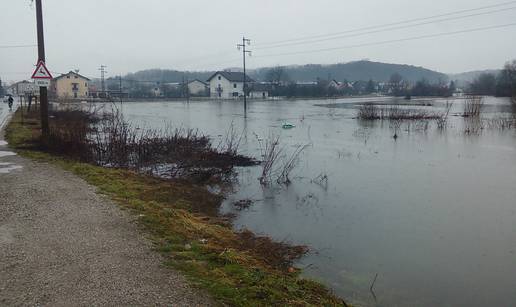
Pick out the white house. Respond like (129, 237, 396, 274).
(187, 79, 208, 96)
(207, 71, 254, 99)
(8, 80, 40, 97)
(249, 83, 270, 99)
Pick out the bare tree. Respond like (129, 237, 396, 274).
(265, 66, 289, 85)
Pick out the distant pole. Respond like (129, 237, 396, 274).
(119, 75, 123, 104)
(186, 75, 190, 103)
(99, 65, 107, 96)
(237, 37, 251, 117)
(35, 0, 49, 139)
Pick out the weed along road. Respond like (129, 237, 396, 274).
(0, 114, 212, 305)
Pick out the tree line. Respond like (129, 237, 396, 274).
(468, 60, 516, 97)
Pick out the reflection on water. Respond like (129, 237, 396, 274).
(93, 97, 516, 306)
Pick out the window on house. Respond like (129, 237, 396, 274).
(233, 83, 237, 88)
(232, 92, 239, 97)
(85, 83, 88, 87)
(67, 76, 70, 79)
(74, 75, 78, 79)
(218, 76, 221, 80)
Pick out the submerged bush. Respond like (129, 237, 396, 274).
(44, 107, 255, 183)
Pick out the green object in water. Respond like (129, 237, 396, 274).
(282, 123, 295, 129)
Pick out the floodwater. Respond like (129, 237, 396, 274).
(88, 97, 516, 306)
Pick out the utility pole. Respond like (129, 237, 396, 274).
(237, 37, 251, 117)
(119, 75, 123, 104)
(186, 74, 190, 103)
(35, 0, 49, 139)
(99, 65, 107, 97)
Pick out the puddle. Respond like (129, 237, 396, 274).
(0, 162, 22, 174)
(0, 151, 16, 158)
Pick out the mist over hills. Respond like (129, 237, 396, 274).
(448, 69, 501, 87)
(123, 61, 455, 84)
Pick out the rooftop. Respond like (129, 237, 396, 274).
(207, 71, 254, 83)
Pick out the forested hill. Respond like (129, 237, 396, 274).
(124, 69, 214, 83)
(251, 61, 448, 83)
(124, 61, 448, 83)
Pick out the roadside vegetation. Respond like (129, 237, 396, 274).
(5, 108, 347, 306)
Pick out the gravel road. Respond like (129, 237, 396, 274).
(0, 116, 213, 306)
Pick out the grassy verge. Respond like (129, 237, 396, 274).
(5, 110, 347, 306)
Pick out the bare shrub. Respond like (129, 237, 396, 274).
(483, 116, 516, 130)
(357, 104, 441, 121)
(463, 96, 484, 117)
(277, 145, 308, 185)
(217, 121, 243, 156)
(436, 102, 453, 130)
(256, 134, 282, 185)
(464, 118, 484, 135)
(44, 108, 255, 183)
(357, 104, 380, 120)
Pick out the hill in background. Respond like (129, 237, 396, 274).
(251, 61, 448, 83)
(122, 61, 451, 84)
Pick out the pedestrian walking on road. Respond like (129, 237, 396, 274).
(8, 95, 13, 110)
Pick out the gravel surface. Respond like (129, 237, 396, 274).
(0, 123, 213, 306)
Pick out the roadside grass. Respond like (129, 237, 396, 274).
(5, 110, 347, 307)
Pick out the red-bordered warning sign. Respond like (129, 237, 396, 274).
(31, 60, 53, 79)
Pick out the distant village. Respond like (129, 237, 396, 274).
(3, 67, 463, 103)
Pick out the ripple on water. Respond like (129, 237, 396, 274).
(0, 162, 22, 174)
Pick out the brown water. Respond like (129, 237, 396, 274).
(71, 97, 516, 306)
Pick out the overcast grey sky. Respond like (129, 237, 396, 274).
(1, 0, 515, 82)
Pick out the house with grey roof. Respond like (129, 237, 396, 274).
(206, 71, 254, 99)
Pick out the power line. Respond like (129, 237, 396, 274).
(255, 0, 516, 47)
(255, 22, 516, 58)
(255, 6, 516, 50)
(0, 44, 37, 49)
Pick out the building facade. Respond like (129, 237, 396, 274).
(249, 83, 270, 99)
(8, 80, 40, 97)
(187, 79, 208, 96)
(51, 71, 90, 99)
(207, 71, 254, 99)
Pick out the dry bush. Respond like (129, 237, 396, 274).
(256, 134, 282, 185)
(436, 102, 453, 130)
(357, 104, 380, 120)
(358, 104, 441, 121)
(463, 96, 484, 117)
(483, 116, 516, 130)
(44, 108, 254, 183)
(277, 144, 308, 185)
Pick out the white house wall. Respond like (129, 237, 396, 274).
(209, 73, 244, 99)
(188, 81, 207, 95)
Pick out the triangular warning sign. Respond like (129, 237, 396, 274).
(31, 60, 53, 79)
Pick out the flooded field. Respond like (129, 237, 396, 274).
(78, 97, 516, 306)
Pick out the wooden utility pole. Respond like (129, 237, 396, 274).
(237, 37, 251, 117)
(35, 0, 49, 138)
